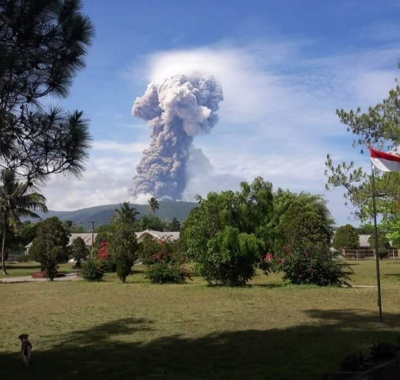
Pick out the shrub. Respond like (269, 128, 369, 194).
(199, 227, 259, 286)
(109, 222, 138, 283)
(97, 242, 116, 272)
(145, 252, 191, 284)
(81, 260, 104, 281)
(271, 246, 351, 286)
(338, 341, 400, 372)
(71, 237, 88, 268)
(139, 235, 178, 265)
(28, 217, 70, 277)
(340, 351, 368, 372)
(369, 342, 399, 361)
(115, 255, 133, 283)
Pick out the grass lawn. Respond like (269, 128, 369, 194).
(0, 261, 77, 278)
(1, 259, 400, 380)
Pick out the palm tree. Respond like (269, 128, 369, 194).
(148, 197, 160, 214)
(0, 170, 47, 274)
(112, 202, 140, 224)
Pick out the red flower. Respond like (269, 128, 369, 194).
(265, 253, 272, 262)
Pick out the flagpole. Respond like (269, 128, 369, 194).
(371, 165, 383, 323)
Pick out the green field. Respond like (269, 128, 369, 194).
(1, 260, 400, 380)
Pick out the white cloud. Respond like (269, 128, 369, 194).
(42, 143, 141, 210)
(43, 39, 400, 227)
(92, 140, 147, 154)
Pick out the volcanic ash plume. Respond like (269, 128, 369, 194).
(131, 74, 223, 200)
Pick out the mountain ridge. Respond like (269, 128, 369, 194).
(30, 200, 198, 229)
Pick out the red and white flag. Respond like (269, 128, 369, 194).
(370, 147, 400, 172)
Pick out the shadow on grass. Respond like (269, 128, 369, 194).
(383, 273, 400, 280)
(249, 283, 286, 289)
(1, 311, 400, 380)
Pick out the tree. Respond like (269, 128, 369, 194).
(0, 0, 94, 182)
(148, 197, 159, 214)
(325, 75, 400, 226)
(167, 217, 181, 231)
(112, 202, 140, 224)
(277, 202, 332, 254)
(368, 230, 391, 259)
(0, 169, 47, 274)
(134, 214, 167, 232)
(203, 226, 259, 286)
(272, 191, 334, 255)
(332, 224, 360, 250)
(29, 217, 70, 280)
(109, 222, 138, 282)
(70, 236, 88, 268)
(182, 177, 275, 285)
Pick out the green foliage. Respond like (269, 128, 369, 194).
(272, 190, 334, 255)
(340, 351, 367, 372)
(276, 247, 351, 287)
(109, 222, 138, 283)
(139, 235, 165, 265)
(142, 236, 190, 284)
(0, 169, 47, 274)
(200, 226, 259, 286)
(339, 341, 400, 372)
(368, 230, 391, 259)
(139, 235, 181, 264)
(368, 231, 390, 250)
(148, 197, 160, 214)
(0, 0, 94, 181)
(167, 217, 181, 231)
(70, 237, 88, 268)
(112, 202, 140, 224)
(182, 177, 275, 286)
(146, 255, 189, 284)
(96, 241, 116, 272)
(369, 342, 399, 361)
(134, 214, 167, 232)
(325, 79, 400, 224)
(356, 224, 374, 234)
(81, 259, 104, 281)
(332, 224, 360, 250)
(28, 217, 70, 280)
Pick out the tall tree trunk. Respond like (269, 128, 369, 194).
(2, 224, 8, 275)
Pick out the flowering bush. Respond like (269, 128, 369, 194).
(265, 246, 351, 286)
(146, 252, 191, 284)
(81, 259, 104, 281)
(97, 242, 116, 272)
(259, 252, 282, 275)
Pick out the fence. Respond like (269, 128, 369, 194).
(5, 253, 25, 262)
(342, 249, 399, 260)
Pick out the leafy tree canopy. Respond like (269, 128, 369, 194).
(272, 190, 334, 254)
(325, 73, 400, 228)
(109, 222, 139, 282)
(182, 177, 274, 285)
(148, 197, 160, 214)
(70, 236, 88, 267)
(0, 0, 94, 182)
(112, 202, 140, 224)
(332, 224, 360, 250)
(29, 216, 70, 279)
(0, 169, 46, 273)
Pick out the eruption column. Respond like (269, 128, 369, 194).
(131, 74, 223, 200)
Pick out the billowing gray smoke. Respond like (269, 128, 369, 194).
(131, 74, 223, 200)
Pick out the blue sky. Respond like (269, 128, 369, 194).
(44, 0, 400, 225)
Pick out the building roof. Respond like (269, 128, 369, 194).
(69, 233, 98, 246)
(136, 229, 180, 242)
(25, 230, 180, 250)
